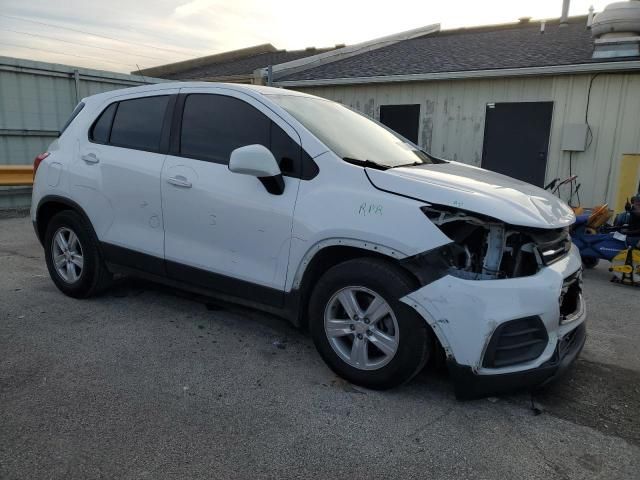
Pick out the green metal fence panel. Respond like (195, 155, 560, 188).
(0, 56, 168, 210)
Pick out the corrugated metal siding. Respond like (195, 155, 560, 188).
(295, 73, 640, 207)
(0, 56, 165, 209)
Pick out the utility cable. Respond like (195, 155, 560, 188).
(0, 13, 198, 57)
(3, 27, 167, 61)
(0, 41, 140, 69)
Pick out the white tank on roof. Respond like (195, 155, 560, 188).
(591, 1, 640, 38)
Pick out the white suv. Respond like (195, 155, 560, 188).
(31, 83, 586, 398)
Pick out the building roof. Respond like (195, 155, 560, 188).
(138, 43, 339, 81)
(277, 16, 638, 83)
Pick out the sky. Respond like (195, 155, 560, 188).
(0, 0, 612, 73)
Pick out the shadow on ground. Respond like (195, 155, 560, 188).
(109, 277, 640, 448)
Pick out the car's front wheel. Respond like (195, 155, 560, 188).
(309, 258, 432, 390)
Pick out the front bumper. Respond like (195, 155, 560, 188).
(401, 244, 586, 399)
(448, 321, 586, 399)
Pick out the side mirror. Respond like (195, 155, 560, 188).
(229, 144, 284, 195)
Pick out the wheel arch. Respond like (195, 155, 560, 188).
(290, 240, 422, 329)
(35, 195, 94, 246)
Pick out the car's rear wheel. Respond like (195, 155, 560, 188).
(44, 210, 111, 298)
(309, 257, 432, 390)
(51, 226, 84, 283)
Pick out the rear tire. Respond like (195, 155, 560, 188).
(309, 257, 431, 390)
(582, 256, 599, 269)
(44, 210, 111, 298)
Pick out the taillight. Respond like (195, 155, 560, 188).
(33, 152, 50, 179)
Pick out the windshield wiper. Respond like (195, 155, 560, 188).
(390, 150, 449, 168)
(391, 161, 422, 168)
(342, 157, 390, 170)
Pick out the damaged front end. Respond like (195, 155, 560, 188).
(415, 205, 572, 281)
(400, 204, 585, 399)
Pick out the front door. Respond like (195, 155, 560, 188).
(161, 88, 302, 306)
(481, 102, 553, 187)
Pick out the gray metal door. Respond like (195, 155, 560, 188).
(481, 102, 553, 187)
(379, 104, 420, 144)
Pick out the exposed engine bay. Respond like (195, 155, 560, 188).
(419, 206, 572, 280)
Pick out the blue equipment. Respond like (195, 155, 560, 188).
(571, 215, 630, 262)
(571, 214, 640, 285)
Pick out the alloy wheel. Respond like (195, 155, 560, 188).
(324, 286, 399, 370)
(51, 227, 84, 283)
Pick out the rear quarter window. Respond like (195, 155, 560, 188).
(90, 103, 117, 143)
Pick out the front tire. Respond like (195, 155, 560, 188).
(44, 210, 111, 298)
(309, 258, 432, 390)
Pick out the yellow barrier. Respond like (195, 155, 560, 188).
(615, 154, 640, 213)
(0, 165, 34, 186)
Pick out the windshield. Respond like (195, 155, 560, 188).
(269, 94, 442, 168)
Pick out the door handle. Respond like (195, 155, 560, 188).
(81, 153, 99, 164)
(167, 175, 192, 188)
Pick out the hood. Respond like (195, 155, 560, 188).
(366, 161, 575, 228)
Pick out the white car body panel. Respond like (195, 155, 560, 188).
(161, 155, 298, 289)
(73, 143, 167, 257)
(285, 150, 452, 291)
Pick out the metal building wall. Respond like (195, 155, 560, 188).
(0, 56, 163, 210)
(295, 73, 640, 207)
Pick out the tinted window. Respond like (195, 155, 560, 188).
(90, 103, 117, 143)
(110, 96, 169, 152)
(60, 102, 85, 135)
(180, 94, 270, 164)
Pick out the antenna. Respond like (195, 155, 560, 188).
(135, 64, 149, 84)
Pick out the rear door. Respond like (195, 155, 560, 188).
(481, 101, 553, 187)
(73, 90, 177, 270)
(160, 88, 303, 304)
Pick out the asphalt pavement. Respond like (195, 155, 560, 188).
(1, 215, 639, 479)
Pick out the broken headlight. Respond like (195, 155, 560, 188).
(420, 205, 540, 280)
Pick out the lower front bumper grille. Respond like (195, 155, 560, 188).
(450, 322, 587, 400)
(482, 316, 548, 368)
